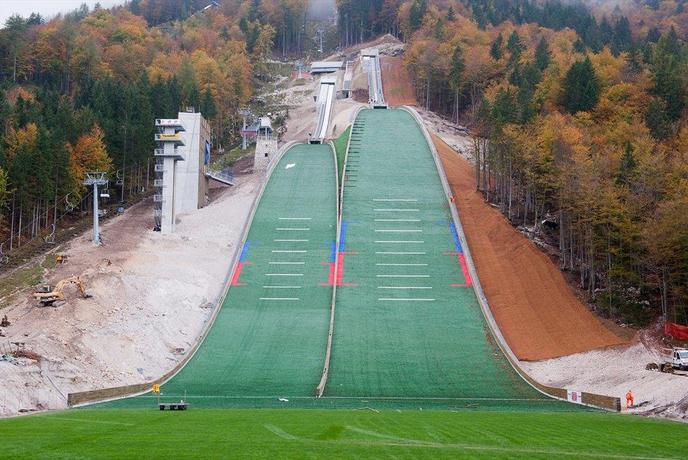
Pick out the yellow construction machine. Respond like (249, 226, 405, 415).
(33, 276, 91, 307)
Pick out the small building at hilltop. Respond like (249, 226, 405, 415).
(310, 61, 344, 74)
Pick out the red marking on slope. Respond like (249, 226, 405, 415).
(231, 262, 246, 286)
(458, 254, 472, 287)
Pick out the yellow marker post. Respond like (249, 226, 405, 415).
(152, 383, 161, 408)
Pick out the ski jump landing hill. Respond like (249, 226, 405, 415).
(68, 57, 621, 412)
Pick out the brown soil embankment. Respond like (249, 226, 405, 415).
(433, 134, 629, 360)
(380, 56, 417, 106)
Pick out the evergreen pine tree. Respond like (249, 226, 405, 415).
(561, 57, 600, 113)
(409, 0, 428, 32)
(507, 30, 523, 59)
(490, 33, 503, 60)
(534, 37, 551, 71)
(201, 88, 217, 120)
(645, 97, 672, 139)
(616, 142, 637, 186)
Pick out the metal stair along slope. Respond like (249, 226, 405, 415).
(204, 167, 235, 186)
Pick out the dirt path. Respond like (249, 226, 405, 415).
(380, 56, 416, 106)
(433, 134, 629, 360)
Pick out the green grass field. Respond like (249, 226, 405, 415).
(2, 409, 687, 458)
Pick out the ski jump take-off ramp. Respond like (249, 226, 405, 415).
(310, 77, 336, 144)
(70, 56, 620, 412)
(362, 48, 387, 109)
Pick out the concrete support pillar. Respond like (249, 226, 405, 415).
(161, 157, 176, 234)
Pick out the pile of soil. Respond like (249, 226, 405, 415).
(433, 134, 628, 360)
(380, 56, 417, 106)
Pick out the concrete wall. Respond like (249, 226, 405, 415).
(254, 137, 277, 171)
(176, 112, 210, 214)
(161, 157, 176, 234)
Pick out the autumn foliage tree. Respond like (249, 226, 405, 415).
(397, 1, 688, 325)
(66, 125, 113, 195)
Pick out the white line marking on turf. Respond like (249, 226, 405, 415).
(378, 298, 435, 301)
(276, 228, 310, 231)
(375, 229, 422, 233)
(376, 263, 428, 266)
(263, 286, 302, 289)
(377, 286, 432, 289)
(269, 262, 305, 265)
(377, 275, 430, 278)
(274, 239, 309, 242)
(272, 250, 307, 253)
(376, 252, 426, 255)
(375, 240, 424, 244)
(375, 219, 421, 222)
(46, 417, 135, 426)
(372, 199, 418, 202)
(265, 273, 303, 276)
(374, 209, 419, 212)
(260, 297, 299, 301)
(264, 424, 299, 441)
(278, 217, 311, 220)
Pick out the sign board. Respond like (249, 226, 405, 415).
(158, 134, 181, 140)
(156, 119, 181, 126)
(567, 389, 583, 404)
(152, 384, 161, 394)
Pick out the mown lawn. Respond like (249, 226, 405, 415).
(2, 408, 687, 459)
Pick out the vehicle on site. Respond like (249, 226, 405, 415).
(668, 348, 688, 371)
(32, 276, 91, 307)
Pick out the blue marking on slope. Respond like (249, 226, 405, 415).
(339, 221, 349, 252)
(449, 223, 463, 253)
(239, 241, 251, 262)
(329, 240, 336, 262)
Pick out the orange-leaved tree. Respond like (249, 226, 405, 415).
(66, 125, 113, 196)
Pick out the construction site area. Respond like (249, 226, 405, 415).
(1, 35, 687, 432)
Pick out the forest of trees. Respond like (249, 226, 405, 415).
(0, 0, 686, 328)
(395, 0, 688, 325)
(0, 0, 314, 254)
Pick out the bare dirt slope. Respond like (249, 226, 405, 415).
(522, 332, 688, 419)
(433, 134, 628, 360)
(0, 176, 259, 416)
(380, 56, 417, 107)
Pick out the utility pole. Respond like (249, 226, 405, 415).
(239, 108, 251, 150)
(316, 28, 324, 54)
(83, 172, 108, 246)
(121, 123, 127, 203)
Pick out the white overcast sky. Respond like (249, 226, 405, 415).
(1, 0, 126, 26)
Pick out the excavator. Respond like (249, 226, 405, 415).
(33, 276, 91, 307)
